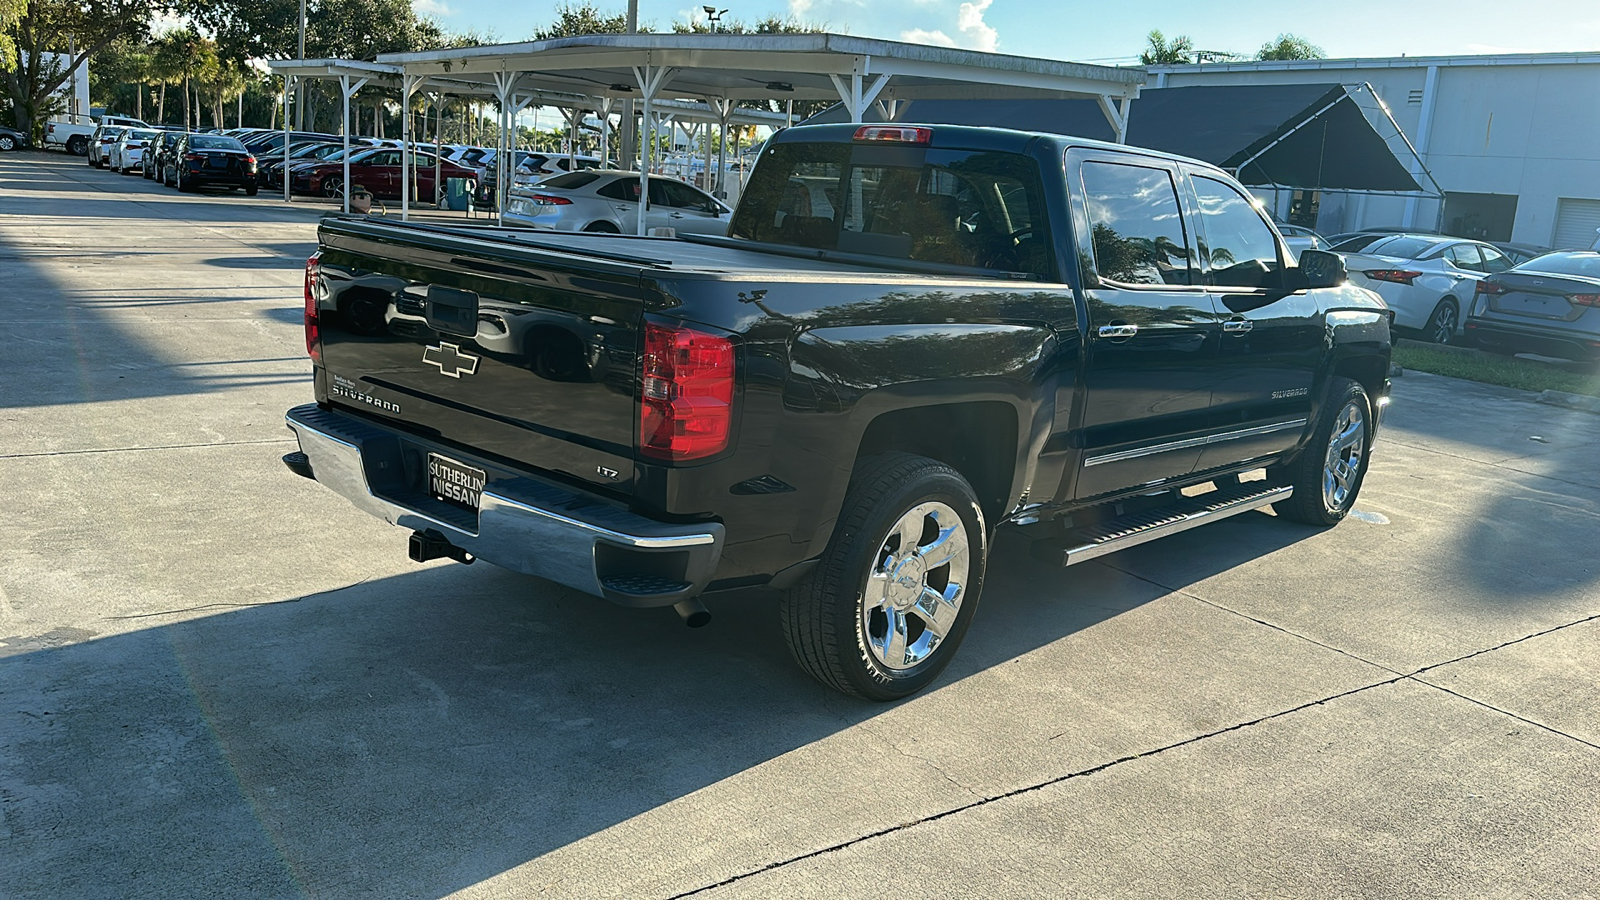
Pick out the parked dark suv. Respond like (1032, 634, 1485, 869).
(163, 133, 259, 194)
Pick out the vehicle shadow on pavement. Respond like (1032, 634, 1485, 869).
(0, 515, 1321, 899)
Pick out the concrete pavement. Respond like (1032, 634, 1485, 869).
(2, 152, 1597, 899)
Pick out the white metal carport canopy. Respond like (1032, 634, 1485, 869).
(267, 59, 404, 213)
(378, 33, 1145, 233)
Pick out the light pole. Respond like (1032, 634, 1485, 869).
(702, 6, 728, 31)
(295, 0, 306, 129)
(620, 0, 638, 171)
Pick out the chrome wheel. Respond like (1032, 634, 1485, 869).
(860, 501, 970, 672)
(1322, 400, 1366, 512)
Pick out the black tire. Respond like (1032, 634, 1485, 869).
(1273, 378, 1373, 526)
(321, 176, 342, 198)
(244, 185, 258, 196)
(584, 221, 622, 233)
(176, 173, 193, 192)
(780, 453, 988, 701)
(67, 136, 87, 156)
(0, 134, 15, 151)
(1423, 298, 1459, 344)
(142, 164, 154, 179)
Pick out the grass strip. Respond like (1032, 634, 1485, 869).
(1393, 345, 1600, 398)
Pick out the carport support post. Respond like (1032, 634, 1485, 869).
(711, 98, 733, 198)
(281, 75, 294, 203)
(631, 63, 676, 235)
(338, 74, 370, 214)
(1097, 94, 1130, 144)
(492, 72, 516, 225)
(597, 97, 614, 169)
(401, 74, 421, 221)
(829, 73, 890, 123)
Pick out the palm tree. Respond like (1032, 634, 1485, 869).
(150, 32, 187, 126)
(204, 61, 248, 130)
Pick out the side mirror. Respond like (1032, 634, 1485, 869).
(1297, 248, 1347, 289)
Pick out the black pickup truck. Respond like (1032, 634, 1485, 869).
(284, 123, 1392, 700)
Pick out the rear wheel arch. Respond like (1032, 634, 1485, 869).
(853, 400, 1021, 528)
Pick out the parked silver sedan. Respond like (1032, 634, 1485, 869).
(502, 170, 731, 235)
(1340, 234, 1513, 343)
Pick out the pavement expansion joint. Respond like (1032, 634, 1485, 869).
(662, 573, 1600, 897)
(666, 674, 1411, 899)
(0, 437, 296, 460)
(1106, 557, 1600, 753)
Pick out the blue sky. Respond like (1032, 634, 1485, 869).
(412, 0, 1600, 62)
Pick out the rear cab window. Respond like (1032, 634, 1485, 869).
(731, 139, 1055, 279)
(1078, 160, 1192, 286)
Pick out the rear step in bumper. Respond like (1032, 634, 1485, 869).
(284, 404, 723, 607)
(1032, 483, 1292, 567)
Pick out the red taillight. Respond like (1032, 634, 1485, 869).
(304, 252, 322, 363)
(853, 125, 932, 144)
(526, 193, 573, 205)
(1475, 280, 1507, 295)
(639, 322, 734, 461)
(1364, 269, 1422, 286)
(1570, 293, 1600, 307)
(184, 152, 204, 162)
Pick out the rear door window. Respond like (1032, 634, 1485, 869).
(597, 178, 642, 202)
(1080, 161, 1192, 286)
(1191, 176, 1282, 289)
(1446, 244, 1484, 272)
(1479, 245, 1511, 273)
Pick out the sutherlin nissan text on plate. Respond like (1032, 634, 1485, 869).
(283, 123, 1393, 700)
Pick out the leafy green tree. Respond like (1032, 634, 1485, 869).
(2, 0, 165, 136)
(534, 2, 633, 39)
(1139, 29, 1193, 65)
(0, 0, 23, 69)
(1256, 34, 1324, 61)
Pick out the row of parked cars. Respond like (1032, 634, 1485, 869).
(1284, 223, 1600, 362)
(88, 124, 261, 194)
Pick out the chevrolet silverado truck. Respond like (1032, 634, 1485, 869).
(283, 123, 1392, 700)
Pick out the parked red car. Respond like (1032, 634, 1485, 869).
(291, 148, 476, 201)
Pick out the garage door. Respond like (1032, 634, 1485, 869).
(1552, 198, 1600, 250)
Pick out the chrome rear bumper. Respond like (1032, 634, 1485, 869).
(285, 404, 723, 606)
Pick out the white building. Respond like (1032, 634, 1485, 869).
(1147, 52, 1600, 249)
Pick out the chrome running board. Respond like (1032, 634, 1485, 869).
(1031, 483, 1293, 567)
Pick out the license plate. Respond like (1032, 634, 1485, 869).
(208, 157, 226, 168)
(428, 454, 486, 512)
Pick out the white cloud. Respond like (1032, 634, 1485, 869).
(412, 0, 454, 17)
(789, 0, 813, 16)
(956, 0, 998, 52)
(901, 27, 958, 47)
(900, 0, 999, 52)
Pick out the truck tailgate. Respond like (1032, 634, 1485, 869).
(313, 219, 648, 494)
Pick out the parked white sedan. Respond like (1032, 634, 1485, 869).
(503, 170, 731, 235)
(1341, 234, 1513, 343)
(109, 128, 161, 174)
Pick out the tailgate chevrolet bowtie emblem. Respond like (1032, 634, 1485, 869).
(423, 342, 480, 378)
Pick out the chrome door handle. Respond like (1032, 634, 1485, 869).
(1097, 324, 1139, 339)
(1223, 319, 1254, 334)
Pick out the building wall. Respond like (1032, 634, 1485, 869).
(1149, 56, 1600, 248)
